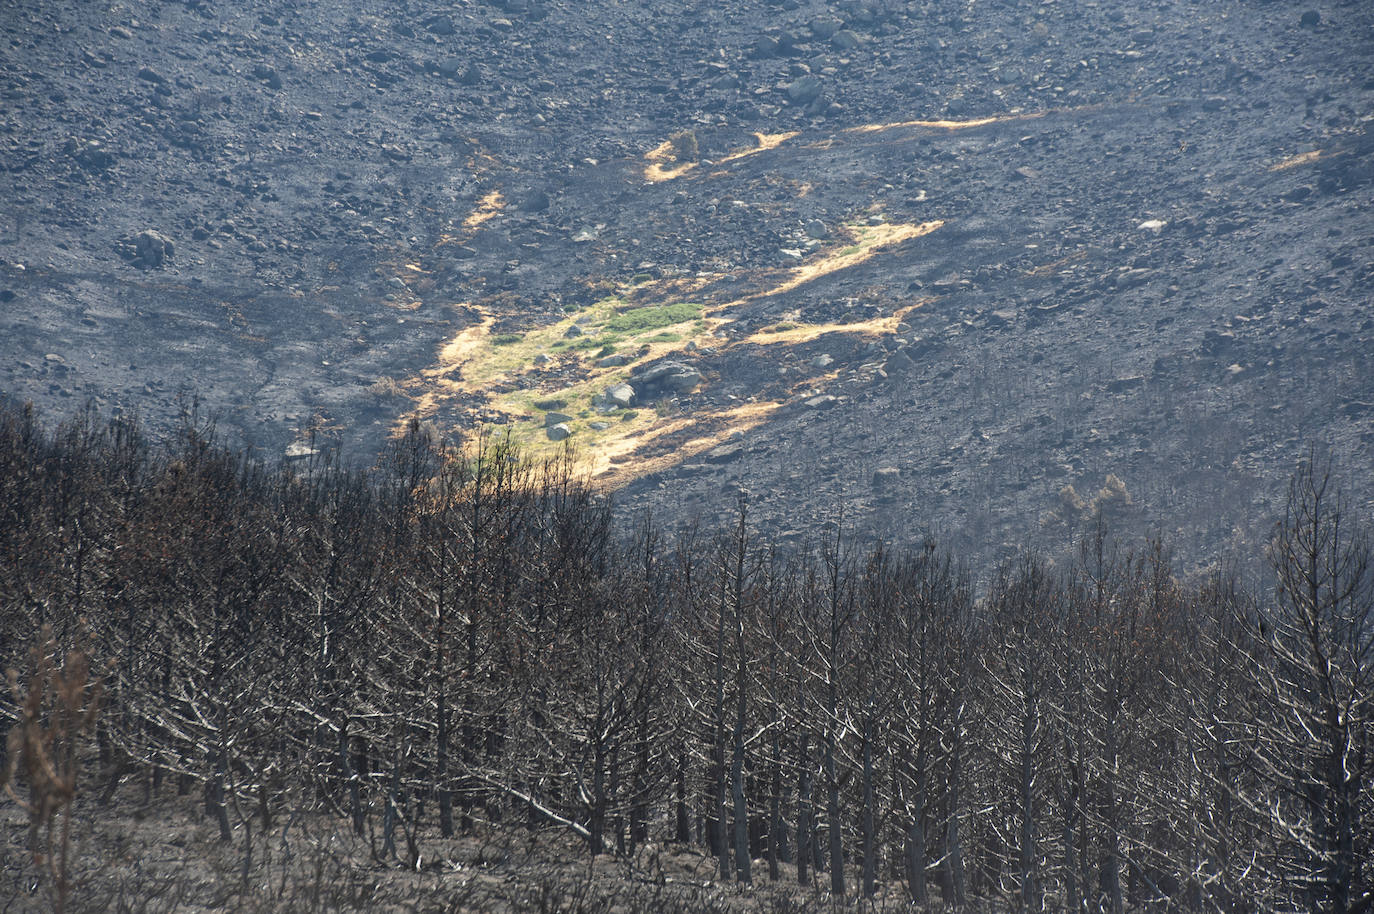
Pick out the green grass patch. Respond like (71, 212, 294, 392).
(553, 334, 623, 352)
(605, 302, 702, 334)
(490, 333, 524, 345)
(645, 332, 681, 343)
(840, 245, 862, 256)
(763, 322, 798, 333)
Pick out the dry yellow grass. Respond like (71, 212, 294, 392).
(589, 401, 782, 488)
(718, 131, 800, 164)
(644, 140, 698, 182)
(1269, 149, 1322, 171)
(742, 300, 932, 346)
(392, 308, 495, 436)
(718, 221, 943, 310)
(847, 111, 1044, 135)
(1024, 249, 1089, 278)
(463, 191, 506, 229)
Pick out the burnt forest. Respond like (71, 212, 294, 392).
(1, 0, 1372, 910)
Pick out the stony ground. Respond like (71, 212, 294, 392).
(2, 779, 920, 913)
(2, 0, 1372, 573)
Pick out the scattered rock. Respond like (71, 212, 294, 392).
(137, 67, 166, 85)
(65, 138, 114, 171)
(546, 423, 573, 441)
(597, 353, 631, 367)
(804, 219, 828, 239)
(532, 353, 551, 366)
(805, 394, 838, 409)
(604, 383, 637, 408)
(831, 30, 863, 51)
(786, 75, 824, 105)
(872, 467, 901, 490)
(633, 361, 702, 393)
(809, 17, 844, 40)
(1299, 10, 1320, 29)
(118, 230, 174, 269)
(1137, 219, 1168, 233)
(517, 188, 551, 213)
(705, 442, 744, 463)
(883, 349, 917, 374)
(811, 354, 834, 369)
(1114, 268, 1152, 290)
(1106, 375, 1145, 393)
(252, 64, 283, 90)
(544, 411, 573, 427)
(426, 15, 456, 36)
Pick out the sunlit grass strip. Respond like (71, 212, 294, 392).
(644, 140, 697, 182)
(1269, 150, 1322, 171)
(846, 110, 1046, 135)
(462, 191, 505, 229)
(712, 221, 943, 312)
(741, 300, 932, 347)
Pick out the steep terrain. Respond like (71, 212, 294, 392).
(3, 0, 1372, 570)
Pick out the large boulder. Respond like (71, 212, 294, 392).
(633, 360, 702, 394)
(786, 76, 823, 105)
(604, 383, 637, 408)
(119, 230, 174, 269)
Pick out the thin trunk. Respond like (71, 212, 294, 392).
(437, 689, 452, 837)
(590, 740, 606, 857)
(731, 698, 750, 883)
(768, 739, 782, 880)
(1020, 687, 1038, 911)
(675, 750, 690, 843)
(826, 719, 844, 896)
(906, 783, 928, 905)
(944, 717, 967, 907)
(862, 723, 876, 898)
(206, 747, 232, 842)
(797, 733, 812, 886)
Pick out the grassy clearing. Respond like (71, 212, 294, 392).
(417, 291, 713, 462)
(605, 302, 702, 334)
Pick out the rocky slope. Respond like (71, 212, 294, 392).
(3, 0, 1372, 573)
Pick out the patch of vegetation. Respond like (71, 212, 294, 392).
(605, 302, 701, 334)
(631, 273, 654, 285)
(646, 332, 681, 343)
(491, 333, 524, 346)
(668, 129, 699, 162)
(367, 376, 407, 398)
(763, 322, 798, 334)
(553, 334, 623, 352)
(532, 398, 567, 411)
(840, 245, 862, 256)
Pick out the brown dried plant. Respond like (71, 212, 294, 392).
(2, 623, 107, 914)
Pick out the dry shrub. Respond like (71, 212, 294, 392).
(668, 130, 699, 162)
(2, 623, 107, 914)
